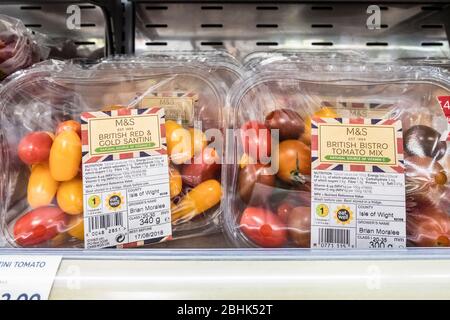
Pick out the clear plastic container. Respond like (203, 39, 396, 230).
(138, 51, 242, 89)
(224, 58, 450, 249)
(0, 14, 49, 81)
(0, 55, 236, 248)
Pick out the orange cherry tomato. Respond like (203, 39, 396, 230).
(171, 179, 222, 222)
(67, 215, 84, 241)
(57, 177, 83, 215)
(27, 163, 59, 208)
(166, 120, 193, 164)
(56, 120, 81, 137)
(49, 130, 82, 181)
(276, 140, 311, 185)
(301, 107, 338, 145)
(169, 166, 182, 198)
(189, 127, 207, 156)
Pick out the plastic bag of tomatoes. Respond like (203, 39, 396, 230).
(224, 56, 450, 248)
(0, 15, 49, 81)
(0, 55, 238, 248)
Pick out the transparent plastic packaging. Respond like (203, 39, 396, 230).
(242, 50, 369, 73)
(0, 15, 49, 81)
(139, 51, 242, 89)
(224, 57, 450, 249)
(0, 55, 237, 248)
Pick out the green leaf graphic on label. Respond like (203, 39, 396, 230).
(95, 142, 155, 153)
(324, 155, 391, 163)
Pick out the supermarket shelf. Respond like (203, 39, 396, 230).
(131, 1, 450, 59)
(50, 258, 450, 299)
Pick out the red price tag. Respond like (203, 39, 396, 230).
(437, 96, 450, 141)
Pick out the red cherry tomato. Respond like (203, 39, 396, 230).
(13, 206, 69, 247)
(56, 120, 81, 138)
(181, 147, 221, 187)
(240, 121, 271, 161)
(277, 202, 293, 223)
(240, 207, 287, 247)
(17, 132, 53, 165)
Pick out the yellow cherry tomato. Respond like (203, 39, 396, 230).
(169, 166, 182, 198)
(57, 177, 83, 215)
(165, 120, 193, 164)
(27, 163, 59, 208)
(171, 179, 222, 222)
(301, 107, 338, 145)
(189, 128, 207, 156)
(50, 130, 82, 181)
(67, 215, 84, 241)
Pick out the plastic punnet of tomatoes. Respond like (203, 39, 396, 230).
(224, 57, 450, 249)
(0, 55, 238, 248)
(0, 15, 49, 81)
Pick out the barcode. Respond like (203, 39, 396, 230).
(318, 228, 350, 245)
(88, 212, 124, 232)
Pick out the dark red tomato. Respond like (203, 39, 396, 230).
(276, 202, 293, 223)
(14, 206, 69, 247)
(287, 206, 311, 248)
(240, 207, 287, 247)
(240, 121, 271, 161)
(181, 147, 221, 187)
(407, 206, 450, 247)
(404, 125, 447, 160)
(265, 108, 305, 140)
(238, 164, 275, 204)
(17, 132, 53, 165)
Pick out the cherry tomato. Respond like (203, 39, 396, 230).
(101, 105, 127, 111)
(169, 166, 182, 198)
(238, 164, 275, 204)
(27, 163, 59, 208)
(189, 128, 207, 156)
(171, 179, 222, 223)
(57, 177, 83, 215)
(240, 121, 271, 161)
(287, 206, 311, 247)
(166, 120, 193, 164)
(240, 207, 287, 247)
(407, 206, 450, 247)
(17, 131, 53, 165)
(301, 107, 338, 145)
(181, 147, 221, 187)
(405, 156, 447, 193)
(49, 130, 82, 181)
(67, 215, 84, 241)
(276, 140, 311, 185)
(265, 108, 305, 140)
(404, 125, 447, 160)
(14, 206, 68, 247)
(277, 202, 293, 223)
(56, 120, 81, 138)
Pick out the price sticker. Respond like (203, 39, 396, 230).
(0, 255, 62, 300)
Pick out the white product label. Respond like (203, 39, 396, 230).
(81, 108, 172, 249)
(0, 255, 62, 300)
(310, 118, 406, 249)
